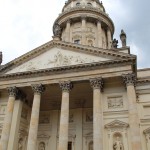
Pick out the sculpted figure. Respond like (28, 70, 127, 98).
(112, 39, 118, 48)
(89, 142, 93, 150)
(120, 29, 127, 47)
(53, 22, 61, 37)
(18, 138, 23, 150)
(38, 142, 45, 150)
(113, 137, 124, 150)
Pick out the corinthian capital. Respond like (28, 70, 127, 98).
(59, 81, 73, 92)
(90, 78, 104, 91)
(122, 73, 136, 86)
(7, 86, 19, 97)
(32, 84, 45, 94)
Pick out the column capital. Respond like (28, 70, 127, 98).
(81, 15, 86, 21)
(122, 73, 136, 87)
(59, 81, 73, 92)
(7, 86, 19, 97)
(32, 84, 45, 94)
(97, 19, 102, 24)
(90, 78, 104, 91)
(66, 19, 71, 24)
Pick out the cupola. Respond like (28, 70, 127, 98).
(53, 0, 115, 49)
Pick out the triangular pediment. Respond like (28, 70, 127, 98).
(105, 120, 129, 128)
(1, 40, 135, 75)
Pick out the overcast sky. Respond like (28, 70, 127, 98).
(0, 0, 149, 69)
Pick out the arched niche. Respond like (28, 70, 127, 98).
(105, 120, 129, 150)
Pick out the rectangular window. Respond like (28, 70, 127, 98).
(68, 142, 72, 150)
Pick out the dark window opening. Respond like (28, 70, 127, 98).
(87, 2, 92, 6)
(74, 39, 80, 44)
(68, 142, 72, 150)
(76, 2, 80, 6)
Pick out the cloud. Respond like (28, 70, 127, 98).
(0, 0, 149, 69)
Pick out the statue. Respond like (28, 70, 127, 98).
(18, 138, 23, 150)
(120, 29, 127, 47)
(89, 141, 93, 150)
(113, 137, 124, 150)
(112, 39, 118, 49)
(38, 142, 45, 150)
(53, 22, 61, 37)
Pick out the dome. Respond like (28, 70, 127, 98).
(53, 0, 115, 49)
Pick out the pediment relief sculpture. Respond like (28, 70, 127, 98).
(6, 48, 110, 74)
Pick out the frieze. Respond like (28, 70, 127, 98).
(48, 51, 96, 67)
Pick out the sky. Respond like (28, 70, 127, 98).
(0, 0, 149, 69)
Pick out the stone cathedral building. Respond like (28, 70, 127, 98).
(0, 0, 150, 150)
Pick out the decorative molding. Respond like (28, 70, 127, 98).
(59, 81, 73, 92)
(107, 96, 123, 109)
(31, 84, 45, 94)
(122, 73, 136, 86)
(105, 120, 129, 129)
(90, 77, 104, 91)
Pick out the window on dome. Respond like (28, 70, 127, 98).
(87, 2, 92, 6)
(74, 39, 80, 44)
(76, 2, 80, 6)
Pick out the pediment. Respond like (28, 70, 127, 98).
(2, 40, 135, 75)
(105, 120, 129, 128)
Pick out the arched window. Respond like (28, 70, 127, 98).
(74, 39, 80, 44)
(76, 2, 80, 6)
(87, 2, 92, 6)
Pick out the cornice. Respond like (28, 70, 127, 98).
(55, 6, 114, 33)
(0, 58, 135, 80)
(137, 78, 150, 85)
(0, 40, 136, 73)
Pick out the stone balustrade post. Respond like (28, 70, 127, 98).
(122, 73, 142, 150)
(0, 87, 19, 150)
(58, 81, 73, 150)
(27, 84, 45, 150)
(90, 78, 104, 150)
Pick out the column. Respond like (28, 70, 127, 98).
(0, 87, 18, 150)
(50, 110, 59, 150)
(7, 99, 23, 150)
(66, 19, 71, 42)
(81, 16, 86, 45)
(58, 81, 73, 150)
(90, 78, 104, 150)
(123, 73, 142, 150)
(107, 28, 112, 49)
(27, 84, 45, 150)
(75, 108, 83, 150)
(97, 20, 102, 48)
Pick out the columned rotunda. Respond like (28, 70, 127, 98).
(0, 0, 149, 150)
